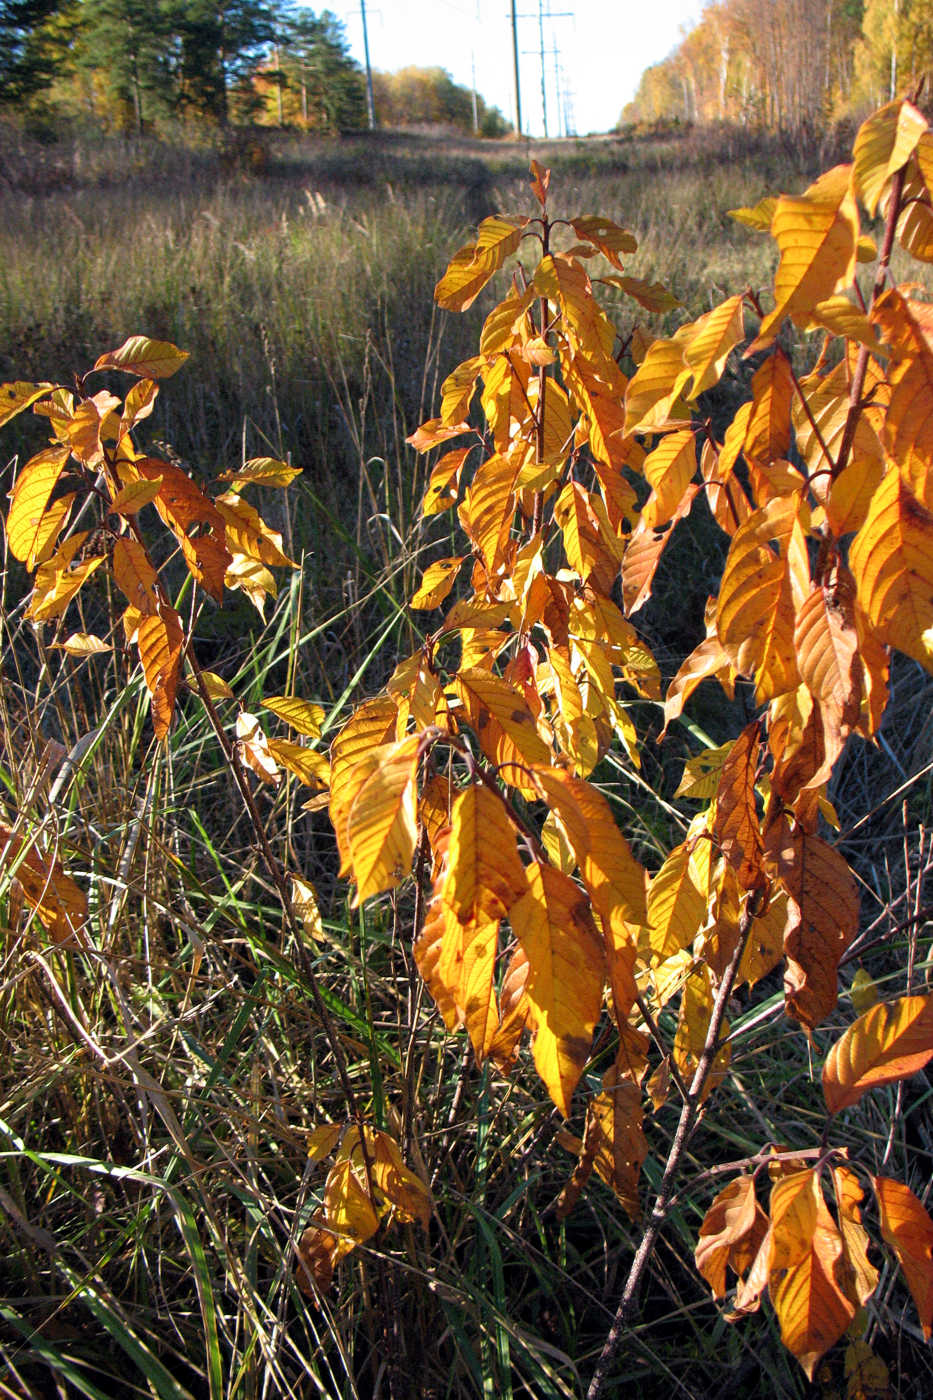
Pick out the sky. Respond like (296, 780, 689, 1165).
(330, 0, 706, 138)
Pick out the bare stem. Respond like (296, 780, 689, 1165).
(586, 900, 756, 1400)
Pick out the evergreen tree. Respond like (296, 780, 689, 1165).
(276, 9, 365, 132)
(76, 0, 175, 131)
(0, 0, 65, 104)
(172, 0, 276, 123)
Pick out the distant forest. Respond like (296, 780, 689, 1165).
(622, 0, 932, 132)
(0, 0, 509, 135)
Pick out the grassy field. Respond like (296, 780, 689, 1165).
(0, 121, 931, 1400)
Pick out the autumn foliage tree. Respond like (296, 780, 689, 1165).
(3, 97, 933, 1392)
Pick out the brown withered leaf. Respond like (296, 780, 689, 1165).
(768, 818, 859, 1031)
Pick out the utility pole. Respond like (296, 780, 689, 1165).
(520, 0, 571, 138)
(510, 0, 523, 136)
(538, 0, 548, 137)
(471, 51, 479, 133)
(360, 0, 376, 128)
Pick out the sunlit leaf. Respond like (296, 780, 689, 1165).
(768, 1169, 858, 1379)
(93, 335, 189, 379)
(346, 734, 420, 903)
(695, 1176, 768, 1299)
(873, 1175, 933, 1338)
(823, 995, 933, 1114)
(509, 861, 604, 1116)
(853, 99, 928, 215)
(262, 695, 325, 738)
(751, 166, 859, 351)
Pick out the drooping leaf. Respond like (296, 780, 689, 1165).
(873, 1175, 933, 1338)
(716, 497, 810, 702)
(794, 568, 862, 758)
(0, 822, 87, 945)
(443, 783, 528, 924)
(112, 537, 159, 614)
(767, 1169, 858, 1379)
(422, 447, 469, 516)
(646, 839, 707, 963)
(823, 995, 933, 1114)
(849, 468, 933, 668)
(770, 820, 859, 1030)
(509, 861, 604, 1116)
(695, 1176, 768, 1299)
(711, 720, 762, 889)
(673, 965, 730, 1099)
(641, 429, 697, 528)
(290, 875, 324, 943)
(329, 697, 400, 873)
(414, 891, 500, 1061)
(137, 605, 184, 740)
(831, 1166, 879, 1309)
(535, 767, 647, 930)
(345, 734, 420, 904)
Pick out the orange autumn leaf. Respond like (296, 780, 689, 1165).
(823, 995, 933, 1114)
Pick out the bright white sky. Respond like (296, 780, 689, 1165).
(332, 0, 705, 137)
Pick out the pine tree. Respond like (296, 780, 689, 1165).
(0, 0, 65, 105)
(277, 9, 366, 133)
(76, 0, 175, 132)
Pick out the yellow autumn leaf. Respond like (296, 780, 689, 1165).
(0, 380, 54, 430)
(93, 335, 189, 379)
(267, 739, 329, 789)
(422, 447, 469, 516)
(0, 822, 88, 946)
(217, 457, 302, 488)
(410, 556, 464, 610)
(290, 875, 324, 942)
(443, 783, 528, 924)
(262, 695, 325, 738)
(771, 820, 859, 1030)
(853, 98, 928, 215)
(751, 165, 859, 351)
(6, 445, 72, 566)
(509, 861, 604, 1116)
(716, 496, 809, 703)
(849, 469, 933, 669)
(681, 294, 746, 399)
(56, 632, 111, 655)
(109, 476, 164, 515)
(646, 840, 708, 963)
(346, 734, 420, 904)
(695, 1176, 769, 1299)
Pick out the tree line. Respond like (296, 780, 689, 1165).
(621, 0, 932, 133)
(0, 0, 509, 136)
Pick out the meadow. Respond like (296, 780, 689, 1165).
(0, 120, 930, 1400)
